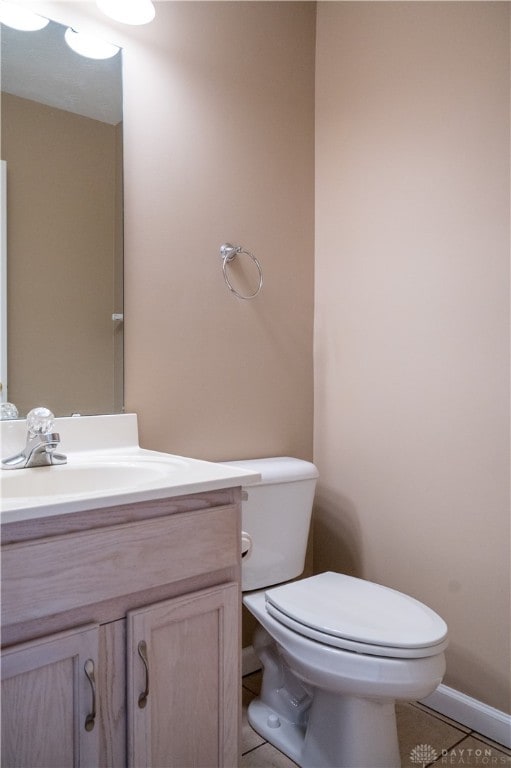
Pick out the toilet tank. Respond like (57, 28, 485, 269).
(223, 457, 319, 591)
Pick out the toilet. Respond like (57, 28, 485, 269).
(225, 457, 448, 768)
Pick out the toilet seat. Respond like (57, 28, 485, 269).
(265, 572, 448, 659)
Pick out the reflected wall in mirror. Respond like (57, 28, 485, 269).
(1, 15, 124, 417)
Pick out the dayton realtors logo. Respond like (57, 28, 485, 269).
(410, 744, 439, 766)
(410, 743, 510, 766)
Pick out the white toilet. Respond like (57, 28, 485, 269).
(226, 457, 448, 768)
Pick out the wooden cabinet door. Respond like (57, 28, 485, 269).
(127, 583, 240, 768)
(1, 624, 100, 768)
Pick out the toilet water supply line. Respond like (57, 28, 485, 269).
(220, 243, 263, 300)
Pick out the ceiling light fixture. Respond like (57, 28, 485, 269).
(64, 28, 120, 60)
(0, 1, 49, 31)
(96, 0, 155, 26)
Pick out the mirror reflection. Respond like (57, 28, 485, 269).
(1, 15, 123, 417)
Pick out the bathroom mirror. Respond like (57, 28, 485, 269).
(1, 15, 123, 417)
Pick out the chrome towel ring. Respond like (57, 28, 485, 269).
(220, 243, 263, 300)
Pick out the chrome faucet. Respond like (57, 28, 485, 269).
(1, 407, 67, 469)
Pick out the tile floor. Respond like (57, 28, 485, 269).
(241, 672, 511, 768)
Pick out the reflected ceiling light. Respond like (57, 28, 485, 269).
(64, 28, 120, 60)
(0, 1, 49, 31)
(96, 0, 155, 26)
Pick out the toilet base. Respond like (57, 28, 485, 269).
(249, 624, 401, 768)
(247, 699, 306, 764)
(248, 689, 401, 768)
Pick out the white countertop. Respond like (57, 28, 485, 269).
(0, 414, 260, 524)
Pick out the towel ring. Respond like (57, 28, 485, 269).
(220, 243, 263, 300)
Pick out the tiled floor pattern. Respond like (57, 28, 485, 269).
(241, 672, 511, 768)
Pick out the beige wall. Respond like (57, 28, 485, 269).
(1, 93, 119, 416)
(314, 2, 510, 713)
(122, 1, 316, 462)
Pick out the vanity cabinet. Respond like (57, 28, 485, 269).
(1, 488, 242, 768)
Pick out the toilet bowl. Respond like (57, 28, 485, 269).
(223, 457, 448, 768)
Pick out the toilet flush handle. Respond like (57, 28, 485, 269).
(241, 531, 253, 560)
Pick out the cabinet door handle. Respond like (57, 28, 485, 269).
(84, 659, 96, 731)
(138, 640, 149, 709)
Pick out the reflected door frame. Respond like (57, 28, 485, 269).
(1, 160, 7, 403)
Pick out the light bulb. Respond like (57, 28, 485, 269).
(96, 0, 155, 26)
(0, 1, 49, 31)
(64, 27, 120, 60)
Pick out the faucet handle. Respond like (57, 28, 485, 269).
(26, 407, 55, 436)
(0, 402, 18, 420)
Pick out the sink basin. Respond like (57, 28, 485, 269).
(0, 456, 188, 502)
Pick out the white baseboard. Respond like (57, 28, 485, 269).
(421, 684, 511, 749)
(242, 645, 510, 749)
(242, 645, 261, 677)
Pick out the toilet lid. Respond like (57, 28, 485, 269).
(265, 572, 448, 658)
